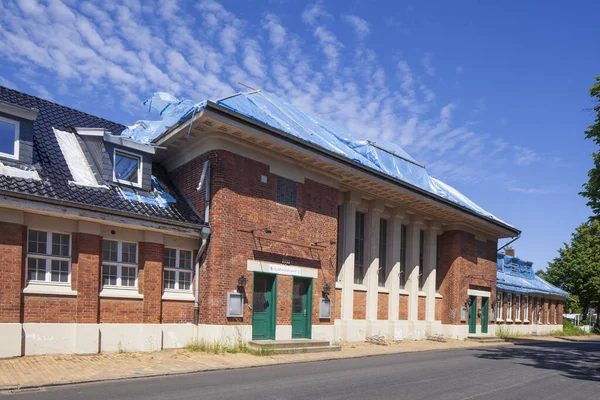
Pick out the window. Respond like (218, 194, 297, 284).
(114, 149, 142, 187)
(496, 292, 503, 321)
(399, 224, 407, 288)
(276, 176, 297, 207)
(476, 240, 486, 259)
(516, 294, 521, 321)
(26, 230, 71, 283)
(378, 219, 388, 287)
(506, 293, 513, 321)
(163, 248, 193, 291)
(354, 212, 365, 284)
(0, 116, 19, 160)
(418, 230, 424, 290)
(102, 240, 138, 287)
(524, 296, 529, 321)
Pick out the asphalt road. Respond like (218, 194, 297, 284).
(5, 339, 599, 400)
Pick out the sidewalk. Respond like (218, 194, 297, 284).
(0, 336, 589, 391)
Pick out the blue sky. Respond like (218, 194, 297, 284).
(1, 0, 599, 269)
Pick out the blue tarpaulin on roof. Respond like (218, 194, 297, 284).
(496, 254, 568, 297)
(122, 90, 513, 227)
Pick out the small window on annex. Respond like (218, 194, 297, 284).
(0, 116, 19, 160)
(114, 150, 142, 187)
(163, 248, 193, 291)
(276, 176, 298, 208)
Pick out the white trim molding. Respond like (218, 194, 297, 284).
(162, 291, 195, 301)
(468, 289, 491, 297)
(23, 283, 77, 296)
(99, 288, 143, 299)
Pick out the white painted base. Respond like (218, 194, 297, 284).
(0, 323, 22, 357)
(491, 323, 562, 336)
(333, 320, 443, 342)
(195, 324, 252, 345)
(276, 325, 292, 340)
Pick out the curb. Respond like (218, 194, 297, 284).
(0, 341, 512, 393)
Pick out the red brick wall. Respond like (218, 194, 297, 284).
(162, 301, 194, 324)
(99, 299, 143, 323)
(377, 293, 388, 320)
(170, 150, 339, 326)
(418, 296, 426, 320)
(334, 288, 342, 320)
(0, 222, 24, 323)
(140, 242, 164, 324)
(23, 295, 77, 323)
(543, 299, 549, 324)
(438, 231, 496, 325)
(353, 291, 366, 320)
(557, 302, 563, 324)
(276, 275, 293, 325)
(74, 233, 102, 323)
(435, 297, 442, 321)
(399, 295, 408, 320)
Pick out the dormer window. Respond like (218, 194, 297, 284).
(113, 149, 142, 187)
(0, 116, 19, 160)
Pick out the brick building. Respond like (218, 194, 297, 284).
(0, 87, 565, 357)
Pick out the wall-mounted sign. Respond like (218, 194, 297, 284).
(320, 298, 331, 319)
(268, 263, 301, 276)
(226, 292, 244, 317)
(460, 307, 467, 322)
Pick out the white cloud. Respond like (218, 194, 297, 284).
(513, 145, 538, 166)
(302, 2, 331, 25)
(262, 14, 287, 48)
(456, 65, 464, 73)
(423, 52, 435, 76)
(314, 26, 343, 71)
(343, 15, 370, 37)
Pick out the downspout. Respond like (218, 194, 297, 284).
(193, 160, 211, 327)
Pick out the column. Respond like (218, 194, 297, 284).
(141, 242, 165, 324)
(75, 232, 102, 323)
(423, 223, 441, 321)
(339, 192, 361, 320)
(365, 201, 384, 321)
(388, 209, 406, 321)
(0, 220, 25, 358)
(407, 216, 424, 321)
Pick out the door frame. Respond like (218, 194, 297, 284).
(251, 272, 277, 340)
(291, 277, 313, 339)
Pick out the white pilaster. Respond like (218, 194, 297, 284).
(339, 192, 361, 320)
(407, 216, 424, 321)
(365, 200, 385, 321)
(388, 209, 406, 322)
(424, 223, 442, 321)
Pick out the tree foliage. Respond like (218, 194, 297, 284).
(544, 220, 600, 318)
(580, 77, 600, 217)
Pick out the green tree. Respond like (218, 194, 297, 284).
(545, 220, 600, 319)
(580, 77, 600, 216)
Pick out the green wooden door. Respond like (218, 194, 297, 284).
(468, 295, 477, 334)
(252, 273, 276, 340)
(481, 297, 489, 334)
(291, 278, 312, 339)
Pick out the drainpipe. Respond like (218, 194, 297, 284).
(193, 160, 211, 328)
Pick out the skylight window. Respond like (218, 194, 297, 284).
(114, 149, 141, 187)
(0, 116, 19, 160)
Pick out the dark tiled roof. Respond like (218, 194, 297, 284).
(0, 86, 202, 227)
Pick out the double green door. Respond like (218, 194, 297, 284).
(291, 277, 312, 339)
(252, 273, 276, 340)
(468, 295, 489, 334)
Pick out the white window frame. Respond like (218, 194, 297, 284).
(101, 240, 139, 289)
(515, 294, 521, 322)
(26, 229, 72, 285)
(113, 148, 142, 187)
(163, 248, 193, 292)
(506, 293, 513, 322)
(524, 296, 529, 322)
(0, 115, 20, 160)
(496, 292, 503, 322)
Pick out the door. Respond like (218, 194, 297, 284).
(481, 297, 489, 334)
(252, 273, 276, 340)
(291, 277, 312, 339)
(468, 295, 477, 334)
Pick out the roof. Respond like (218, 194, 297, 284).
(0, 86, 202, 228)
(123, 90, 517, 234)
(496, 253, 568, 297)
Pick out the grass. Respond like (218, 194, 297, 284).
(496, 327, 530, 339)
(184, 340, 274, 356)
(550, 320, 591, 337)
